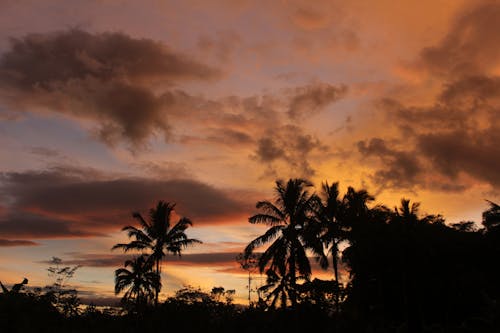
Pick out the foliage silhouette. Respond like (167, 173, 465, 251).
(244, 178, 316, 308)
(113, 201, 201, 305)
(309, 181, 347, 312)
(114, 254, 160, 311)
(45, 257, 81, 317)
(3, 185, 500, 333)
(0, 277, 28, 294)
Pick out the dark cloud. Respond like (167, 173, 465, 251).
(0, 165, 255, 238)
(167, 252, 241, 266)
(0, 29, 220, 147)
(255, 137, 286, 162)
(419, 3, 500, 78)
(57, 252, 242, 268)
(357, 138, 422, 189)
(439, 75, 500, 105)
(287, 82, 347, 119)
(358, 2, 500, 193)
(417, 128, 500, 187)
(180, 128, 254, 147)
(363, 75, 500, 191)
(364, 77, 499, 191)
(154, 83, 341, 177)
(0, 211, 102, 238)
(254, 125, 328, 178)
(134, 161, 192, 179)
(0, 239, 39, 247)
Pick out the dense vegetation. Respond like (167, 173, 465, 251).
(1, 178, 500, 333)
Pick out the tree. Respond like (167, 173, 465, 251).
(394, 198, 420, 224)
(244, 178, 315, 308)
(113, 201, 201, 305)
(45, 257, 81, 317)
(114, 255, 160, 310)
(258, 269, 306, 309)
(311, 181, 346, 312)
(482, 200, 500, 233)
(0, 278, 28, 294)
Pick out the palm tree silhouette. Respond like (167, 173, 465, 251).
(394, 198, 420, 224)
(258, 269, 307, 309)
(311, 181, 345, 312)
(114, 255, 160, 310)
(244, 178, 315, 307)
(482, 200, 500, 233)
(113, 201, 201, 305)
(393, 198, 426, 333)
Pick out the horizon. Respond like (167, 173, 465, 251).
(0, 0, 499, 306)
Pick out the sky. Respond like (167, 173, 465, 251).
(0, 0, 499, 305)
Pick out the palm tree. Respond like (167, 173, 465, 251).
(114, 255, 160, 310)
(244, 178, 315, 307)
(258, 269, 307, 309)
(482, 200, 500, 233)
(393, 198, 426, 333)
(394, 198, 420, 224)
(113, 201, 201, 305)
(342, 187, 375, 227)
(311, 181, 345, 312)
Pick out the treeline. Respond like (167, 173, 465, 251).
(1, 178, 500, 333)
(243, 179, 500, 331)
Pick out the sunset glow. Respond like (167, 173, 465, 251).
(0, 0, 499, 306)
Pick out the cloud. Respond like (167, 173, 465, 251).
(357, 138, 422, 189)
(354, 2, 500, 193)
(0, 239, 39, 247)
(254, 125, 328, 178)
(361, 76, 500, 192)
(155, 82, 344, 177)
(57, 252, 242, 269)
(0, 165, 256, 238)
(417, 127, 500, 187)
(0, 29, 220, 147)
(287, 82, 347, 119)
(418, 3, 500, 78)
(0, 211, 103, 238)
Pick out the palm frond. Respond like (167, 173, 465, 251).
(244, 225, 283, 259)
(132, 213, 150, 230)
(255, 201, 285, 220)
(249, 213, 282, 225)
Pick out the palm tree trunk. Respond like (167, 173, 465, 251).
(289, 248, 297, 307)
(155, 259, 160, 306)
(248, 271, 251, 305)
(332, 245, 340, 313)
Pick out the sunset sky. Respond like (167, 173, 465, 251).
(0, 0, 499, 305)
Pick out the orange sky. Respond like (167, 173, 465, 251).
(0, 0, 499, 305)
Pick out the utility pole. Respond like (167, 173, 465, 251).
(236, 253, 260, 305)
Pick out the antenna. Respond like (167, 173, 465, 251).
(236, 253, 260, 305)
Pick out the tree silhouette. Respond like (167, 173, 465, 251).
(0, 278, 28, 294)
(310, 181, 346, 312)
(113, 201, 201, 305)
(244, 178, 315, 308)
(258, 269, 306, 309)
(114, 255, 160, 310)
(482, 200, 500, 233)
(45, 257, 81, 317)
